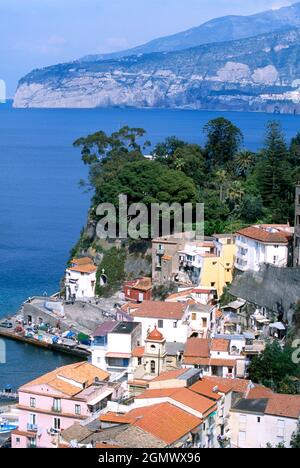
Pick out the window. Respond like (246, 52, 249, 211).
(15, 438, 20, 445)
(75, 405, 81, 416)
(277, 419, 285, 437)
(202, 318, 207, 328)
(191, 313, 197, 321)
(30, 398, 36, 408)
(173, 321, 178, 328)
(257, 417, 261, 423)
(53, 417, 61, 431)
(150, 360, 156, 374)
(157, 320, 163, 329)
(52, 398, 61, 413)
(238, 431, 246, 443)
(211, 282, 216, 287)
(29, 414, 36, 425)
(273, 256, 279, 264)
(239, 414, 247, 426)
(28, 437, 36, 448)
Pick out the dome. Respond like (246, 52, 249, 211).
(147, 326, 164, 341)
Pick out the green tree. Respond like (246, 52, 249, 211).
(248, 341, 299, 393)
(152, 136, 186, 164)
(291, 422, 300, 448)
(203, 117, 243, 169)
(255, 122, 293, 216)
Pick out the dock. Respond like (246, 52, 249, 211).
(0, 327, 90, 359)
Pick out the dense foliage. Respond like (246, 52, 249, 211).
(74, 118, 299, 237)
(248, 341, 299, 394)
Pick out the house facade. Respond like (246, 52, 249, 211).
(230, 394, 300, 448)
(65, 257, 97, 300)
(123, 277, 152, 303)
(11, 362, 115, 449)
(91, 321, 142, 376)
(235, 225, 293, 272)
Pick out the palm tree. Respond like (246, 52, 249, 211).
(234, 150, 255, 177)
(226, 181, 245, 214)
(215, 169, 228, 202)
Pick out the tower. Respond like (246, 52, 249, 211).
(143, 326, 167, 376)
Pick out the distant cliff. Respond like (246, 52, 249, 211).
(14, 28, 300, 113)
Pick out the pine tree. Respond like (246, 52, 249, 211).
(255, 121, 293, 220)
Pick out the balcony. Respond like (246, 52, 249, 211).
(51, 406, 62, 414)
(27, 423, 38, 432)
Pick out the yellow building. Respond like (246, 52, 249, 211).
(200, 234, 236, 297)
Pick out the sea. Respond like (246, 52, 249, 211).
(1, 101, 300, 389)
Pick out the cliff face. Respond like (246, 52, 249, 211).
(14, 28, 300, 113)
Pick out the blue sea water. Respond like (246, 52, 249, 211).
(1, 102, 300, 388)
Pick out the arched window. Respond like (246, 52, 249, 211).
(150, 360, 156, 374)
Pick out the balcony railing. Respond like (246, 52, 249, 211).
(27, 423, 38, 432)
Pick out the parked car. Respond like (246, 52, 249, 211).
(0, 321, 13, 329)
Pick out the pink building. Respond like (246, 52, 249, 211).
(11, 362, 119, 448)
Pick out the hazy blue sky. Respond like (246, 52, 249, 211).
(0, 0, 295, 95)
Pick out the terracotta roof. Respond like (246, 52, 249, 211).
(131, 301, 186, 320)
(132, 346, 145, 358)
(136, 387, 217, 417)
(69, 264, 97, 274)
(100, 403, 202, 445)
(190, 379, 223, 400)
(205, 376, 250, 395)
(132, 403, 202, 444)
(124, 277, 152, 292)
(184, 338, 210, 359)
(209, 358, 236, 368)
(151, 369, 188, 382)
(183, 357, 211, 366)
(247, 385, 274, 400)
(211, 338, 229, 352)
(21, 362, 109, 396)
(100, 412, 133, 424)
(265, 394, 300, 419)
(236, 226, 291, 244)
(71, 257, 94, 265)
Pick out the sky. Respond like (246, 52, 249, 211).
(0, 0, 295, 96)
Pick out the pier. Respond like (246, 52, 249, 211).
(0, 327, 90, 359)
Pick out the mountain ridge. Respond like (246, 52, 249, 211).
(79, 2, 300, 61)
(13, 4, 300, 113)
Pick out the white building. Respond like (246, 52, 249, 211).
(235, 225, 293, 272)
(65, 257, 97, 300)
(129, 301, 189, 344)
(91, 321, 142, 376)
(230, 393, 300, 448)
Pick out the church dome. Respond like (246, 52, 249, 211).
(147, 326, 164, 341)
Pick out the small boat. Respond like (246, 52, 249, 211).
(0, 418, 18, 434)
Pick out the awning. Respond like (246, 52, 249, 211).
(106, 352, 131, 358)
